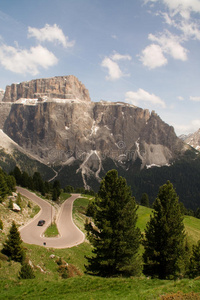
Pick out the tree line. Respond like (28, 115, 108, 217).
(129, 150, 200, 211)
(0, 168, 16, 202)
(85, 170, 200, 279)
(139, 192, 200, 220)
(10, 166, 95, 201)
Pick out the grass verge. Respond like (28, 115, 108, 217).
(44, 223, 59, 237)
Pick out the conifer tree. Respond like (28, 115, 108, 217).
(85, 169, 142, 277)
(12, 166, 22, 185)
(189, 240, 200, 278)
(19, 262, 35, 279)
(2, 221, 25, 262)
(143, 181, 185, 279)
(140, 193, 149, 207)
(0, 173, 9, 202)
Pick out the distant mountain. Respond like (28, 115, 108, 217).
(179, 129, 200, 151)
(1, 75, 200, 209)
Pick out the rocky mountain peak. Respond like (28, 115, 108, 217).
(0, 75, 189, 190)
(181, 129, 200, 151)
(2, 75, 91, 102)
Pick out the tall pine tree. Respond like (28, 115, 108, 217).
(2, 221, 25, 263)
(189, 240, 200, 278)
(85, 169, 142, 277)
(143, 181, 185, 279)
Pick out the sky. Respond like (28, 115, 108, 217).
(0, 0, 200, 135)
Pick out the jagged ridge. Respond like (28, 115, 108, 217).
(0, 75, 188, 189)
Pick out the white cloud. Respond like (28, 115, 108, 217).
(125, 88, 166, 108)
(145, 0, 200, 16)
(190, 96, 200, 101)
(177, 96, 184, 101)
(139, 44, 167, 69)
(179, 21, 200, 40)
(140, 30, 188, 68)
(162, 0, 200, 18)
(149, 31, 188, 61)
(101, 57, 123, 80)
(0, 44, 58, 75)
(28, 24, 75, 48)
(111, 52, 132, 61)
(145, 1, 200, 42)
(101, 52, 132, 80)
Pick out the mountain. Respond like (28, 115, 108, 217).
(1, 76, 187, 182)
(1, 75, 200, 209)
(180, 129, 200, 151)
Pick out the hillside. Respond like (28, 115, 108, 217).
(1, 195, 200, 299)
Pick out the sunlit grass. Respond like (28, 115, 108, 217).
(59, 192, 71, 202)
(44, 223, 59, 237)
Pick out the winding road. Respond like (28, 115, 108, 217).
(17, 187, 85, 248)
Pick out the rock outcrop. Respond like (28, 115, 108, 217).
(2, 76, 91, 102)
(1, 75, 189, 189)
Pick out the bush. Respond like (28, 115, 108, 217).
(19, 262, 35, 279)
(56, 257, 63, 266)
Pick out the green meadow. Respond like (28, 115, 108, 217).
(1, 196, 200, 299)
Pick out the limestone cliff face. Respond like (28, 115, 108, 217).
(0, 103, 12, 129)
(2, 76, 91, 102)
(1, 75, 188, 188)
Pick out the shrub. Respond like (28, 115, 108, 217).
(19, 262, 35, 279)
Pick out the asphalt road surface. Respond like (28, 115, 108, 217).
(17, 187, 85, 248)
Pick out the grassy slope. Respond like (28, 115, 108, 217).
(1, 195, 200, 299)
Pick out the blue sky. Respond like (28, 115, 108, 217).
(0, 0, 200, 135)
